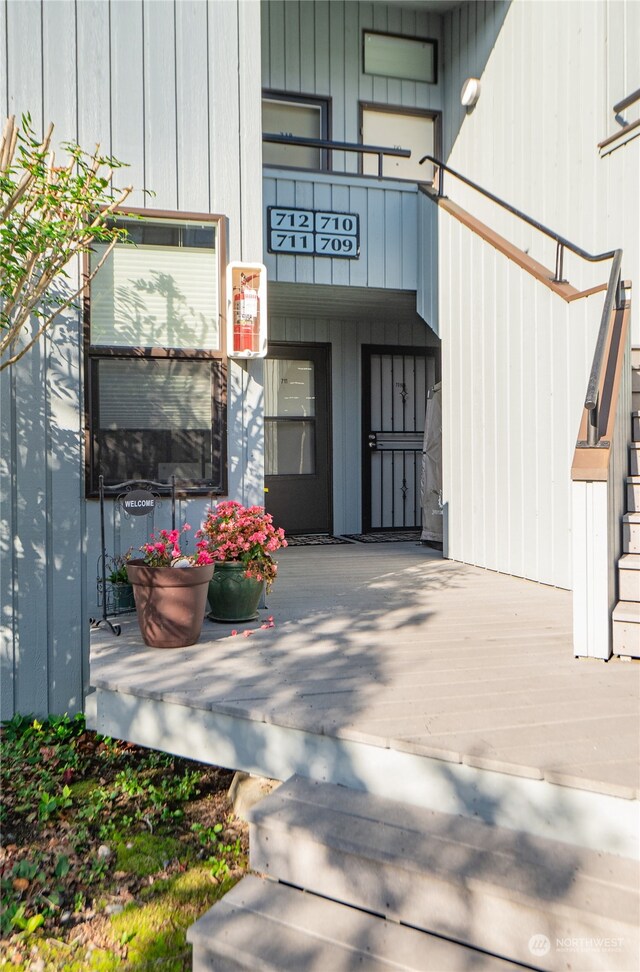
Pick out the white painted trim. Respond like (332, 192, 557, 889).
(572, 480, 612, 659)
(92, 688, 639, 860)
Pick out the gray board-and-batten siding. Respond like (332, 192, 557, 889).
(0, 0, 263, 720)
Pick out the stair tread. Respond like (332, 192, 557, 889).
(623, 512, 640, 522)
(619, 554, 640, 570)
(188, 876, 521, 971)
(613, 601, 640, 623)
(248, 776, 640, 925)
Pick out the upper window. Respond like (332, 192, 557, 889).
(363, 31, 437, 85)
(85, 213, 226, 495)
(262, 92, 330, 170)
(361, 105, 438, 182)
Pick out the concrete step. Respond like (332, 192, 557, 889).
(187, 875, 523, 972)
(633, 391, 640, 413)
(633, 412, 640, 443)
(247, 776, 640, 972)
(619, 553, 640, 601)
(613, 601, 640, 658)
(630, 444, 640, 476)
(622, 512, 640, 553)
(627, 476, 640, 513)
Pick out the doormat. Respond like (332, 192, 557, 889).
(285, 534, 355, 546)
(342, 531, 422, 543)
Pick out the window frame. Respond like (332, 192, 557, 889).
(84, 207, 228, 498)
(262, 89, 332, 172)
(358, 102, 442, 183)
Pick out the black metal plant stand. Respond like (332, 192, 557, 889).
(89, 475, 176, 637)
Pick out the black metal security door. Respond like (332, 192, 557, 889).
(362, 346, 437, 532)
(265, 343, 332, 535)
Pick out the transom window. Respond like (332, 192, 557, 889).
(85, 212, 227, 495)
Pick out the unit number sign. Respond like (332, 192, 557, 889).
(267, 207, 360, 259)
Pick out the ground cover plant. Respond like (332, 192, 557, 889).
(0, 714, 248, 970)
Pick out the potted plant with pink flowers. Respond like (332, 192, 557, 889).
(126, 524, 214, 648)
(197, 501, 287, 622)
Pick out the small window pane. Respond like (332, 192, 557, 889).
(263, 99, 322, 169)
(265, 359, 315, 417)
(94, 358, 221, 486)
(265, 419, 315, 475)
(364, 32, 436, 84)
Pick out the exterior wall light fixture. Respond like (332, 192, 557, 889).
(460, 78, 481, 107)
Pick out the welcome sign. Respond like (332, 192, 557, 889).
(121, 489, 156, 516)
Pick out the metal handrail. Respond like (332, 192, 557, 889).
(263, 132, 411, 178)
(614, 88, 640, 114)
(419, 154, 624, 446)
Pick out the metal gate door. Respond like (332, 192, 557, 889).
(362, 346, 437, 531)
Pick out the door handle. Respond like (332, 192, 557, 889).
(368, 433, 377, 450)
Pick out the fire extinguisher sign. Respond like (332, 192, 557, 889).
(267, 207, 360, 259)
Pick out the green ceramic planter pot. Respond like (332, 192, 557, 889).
(111, 582, 135, 613)
(207, 561, 263, 622)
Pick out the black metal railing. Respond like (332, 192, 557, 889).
(419, 154, 625, 447)
(263, 132, 410, 178)
(614, 88, 640, 114)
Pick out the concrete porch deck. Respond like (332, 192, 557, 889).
(89, 543, 640, 858)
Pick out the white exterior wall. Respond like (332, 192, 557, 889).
(436, 0, 639, 588)
(0, 0, 263, 719)
(441, 0, 639, 331)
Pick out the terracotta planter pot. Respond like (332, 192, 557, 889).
(126, 560, 214, 648)
(207, 561, 264, 622)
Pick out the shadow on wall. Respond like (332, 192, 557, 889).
(1, 307, 86, 721)
(442, 0, 511, 160)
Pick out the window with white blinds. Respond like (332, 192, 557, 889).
(90, 241, 219, 350)
(86, 213, 226, 494)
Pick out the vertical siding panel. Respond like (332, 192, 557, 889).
(348, 185, 368, 287)
(314, 0, 330, 95)
(312, 181, 333, 283)
(6, 0, 42, 127)
(299, 0, 316, 93)
(7, 0, 48, 716)
(0, 0, 7, 116)
(268, 0, 285, 90)
(294, 179, 314, 283)
(77, 0, 111, 151)
(383, 189, 401, 287)
(43, 0, 85, 714)
(330, 183, 350, 285)
(143, 0, 178, 208)
(176, 0, 210, 212)
(284, 0, 300, 91)
(366, 187, 385, 287)
(239, 0, 264, 260)
(210, 0, 240, 245)
(343, 0, 359, 170)
(111, 0, 145, 206)
(1, 0, 13, 714)
(401, 189, 417, 290)
(329, 0, 345, 169)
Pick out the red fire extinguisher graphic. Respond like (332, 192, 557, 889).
(233, 272, 260, 353)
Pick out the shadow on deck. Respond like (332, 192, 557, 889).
(89, 542, 640, 858)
